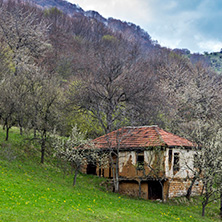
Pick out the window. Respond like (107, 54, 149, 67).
(173, 153, 180, 172)
(137, 152, 144, 169)
(168, 149, 172, 164)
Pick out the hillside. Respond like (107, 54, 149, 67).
(205, 51, 222, 73)
(173, 48, 222, 74)
(26, 0, 222, 73)
(0, 2, 221, 220)
(27, 0, 154, 48)
(0, 128, 221, 221)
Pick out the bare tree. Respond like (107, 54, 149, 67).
(67, 36, 157, 135)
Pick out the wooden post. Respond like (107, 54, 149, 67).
(138, 180, 141, 198)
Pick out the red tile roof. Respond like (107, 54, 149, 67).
(91, 126, 194, 149)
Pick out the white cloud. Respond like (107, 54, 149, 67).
(198, 40, 222, 53)
(70, 0, 153, 24)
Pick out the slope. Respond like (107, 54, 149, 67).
(0, 128, 221, 221)
(25, 0, 154, 48)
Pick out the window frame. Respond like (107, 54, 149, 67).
(137, 152, 144, 170)
(173, 152, 180, 172)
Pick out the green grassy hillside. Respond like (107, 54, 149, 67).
(0, 128, 220, 221)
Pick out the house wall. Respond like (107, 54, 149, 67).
(164, 148, 197, 179)
(119, 151, 137, 178)
(101, 148, 199, 180)
(119, 181, 148, 200)
(85, 148, 202, 200)
(119, 181, 138, 198)
(119, 179, 203, 201)
(168, 179, 203, 198)
(118, 150, 165, 179)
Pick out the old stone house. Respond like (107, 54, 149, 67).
(84, 125, 202, 201)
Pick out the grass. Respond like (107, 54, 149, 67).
(0, 127, 221, 221)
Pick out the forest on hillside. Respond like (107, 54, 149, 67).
(1, 0, 222, 138)
(0, 0, 221, 217)
(0, 0, 222, 147)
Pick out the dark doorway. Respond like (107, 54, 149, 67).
(87, 163, 97, 175)
(148, 181, 163, 200)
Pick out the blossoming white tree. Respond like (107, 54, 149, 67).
(53, 126, 108, 186)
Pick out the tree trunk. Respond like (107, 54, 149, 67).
(220, 190, 222, 218)
(114, 181, 119, 192)
(5, 126, 10, 141)
(159, 180, 164, 202)
(40, 130, 47, 164)
(114, 152, 119, 193)
(114, 173, 119, 192)
(186, 170, 202, 200)
(34, 128, 36, 138)
(20, 126, 23, 136)
(202, 196, 209, 217)
(166, 180, 171, 201)
(110, 152, 117, 192)
(73, 167, 79, 186)
(18, 119, 23, 135)
(186, 177, 197, 200)
(41, 141, 45, 164)
(138, 181, 141, 198)
(202, 203, 206, 217)
(71, 162, 75, 175)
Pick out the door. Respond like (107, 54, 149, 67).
(148, 180, 163, 200)
(87, 163, 97, 175)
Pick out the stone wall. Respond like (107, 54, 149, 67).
(168, 179, 203, 198)
(119, 181, 148, 199)
(119, 179, 203, 200)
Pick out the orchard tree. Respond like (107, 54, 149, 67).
(160, 57, 222, 142)
(27, 68, 60, 164)
(0, 1, 52, 142)
(0, 2, 50, 76)
(197, 130, 222, 216)
(53, 126, 108, 186)
(160, 54, 222, 216)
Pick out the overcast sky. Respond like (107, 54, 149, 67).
(68, 0, 222, 53)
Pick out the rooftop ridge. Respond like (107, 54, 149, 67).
(124, 125, 159, 128)
(154, 126, 166, 145)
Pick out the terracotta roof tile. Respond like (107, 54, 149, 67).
(91, 126, 194, 149)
